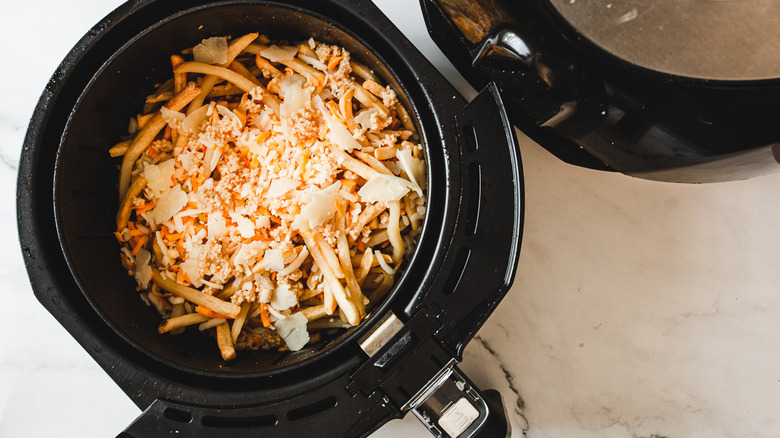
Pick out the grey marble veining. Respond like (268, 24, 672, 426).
(3, 0, 780, 437)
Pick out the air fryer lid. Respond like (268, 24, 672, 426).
(422, 0, 780, 183)
(19, 0, 522, 436)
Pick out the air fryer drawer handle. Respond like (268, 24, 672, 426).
(420, 82, 522, 353)
(395, 83, 520, 437)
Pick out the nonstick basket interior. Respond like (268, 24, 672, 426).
(53, 1, 434, 377)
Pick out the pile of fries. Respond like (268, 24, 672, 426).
(112, 33, 427, 360)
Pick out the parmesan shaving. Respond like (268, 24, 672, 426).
(260, 44, 298, 62)
(142, 159, 176, 197)
(150, 184, 188, 224)
(279, 75, 310, 119)
(216, 104, 243, 129)
(160, 106, 185, 126)
(358, 174, 412, 202)
(230, 212, 256, 239)
(193, 37, 228, 65)
(207, 212, 227, 240)
(355, 108, 377, 130)
(298, 181, 342, 229)
(270, 281, 298, 310)
(396, 149, 425, 193)
(182, 104, 210, 134)
(257, 248, 285, 272)
(266, 177, 299, 198)
(134, 248, 152, 288)
(274, 313, 310, 351)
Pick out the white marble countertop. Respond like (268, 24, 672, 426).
(3, 1, 780, 437)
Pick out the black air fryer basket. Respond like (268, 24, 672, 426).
(18, 0, 523, 436)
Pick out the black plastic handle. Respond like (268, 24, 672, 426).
(402, 82, 522, 358)
(377, 83, 521, 437)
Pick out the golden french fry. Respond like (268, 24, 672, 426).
(151, 269, 241, 319)
(216, 322, 236, 361)
(159, 312, 209, 334)
(118, 82, 200, 197)
(116, 176, 147, 231)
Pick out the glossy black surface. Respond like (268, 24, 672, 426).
(18, 0, 523, 435)
(422, 0, 780, 182)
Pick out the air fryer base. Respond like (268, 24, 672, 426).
(18, 0, 523, 436)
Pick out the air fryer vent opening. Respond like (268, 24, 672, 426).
(286, 396, 338, 421)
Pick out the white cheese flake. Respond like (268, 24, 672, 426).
(134, 248, 152, 288)
(298, 181, 342, 229)
(193, 37, 228, 65)
(357, 174, 412, 202)
(182, 104, 210, 134)
(274, 313, 310, 351)
(266, 178, 299, 198)
(313, 95, 361, 151)
(217, 104, 243, 129)
(270, 282, 298, 310)
(230, 212, 256, 239)
(207, 212, 227, 240)
(160, 106, 185, 126)
(142, 159, 176, 197)
(396, 149, 425, 193)
(354, 108, 377, 130)
(150, 184, 188, 224)
(256, 248, 285, 272)
(260, 44, 298, 62)
(180, 246, 202, 286)
(279, 75, 309, 119)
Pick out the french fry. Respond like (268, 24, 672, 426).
(109, 139, 132, 157)
(328, 144, 377, 180)
(231, 302, 251, 342)
(353, 150, 393, 175)
(254, 54, 283, 78)
(229, 60, 262, 86)
(116, 176, 147, 231)
(280, 58, 325, 84)
(353, 83, 390, 117)
(350, 60, 381, 83)
(151, 269, 241, 319)
(216, 322, 236, 361)
(302, 232, 360, 325)
(300, 305, 328, 321)
(118, 82, 200, 197)
(158, 312, 209, 334)
(374, 146, 397, 161)
(313, 232, 345, 279)
(336, 215, 366, 317)
(175, 62, 256, 92)
(387, 201, 405, 262)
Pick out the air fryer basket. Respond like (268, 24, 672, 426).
(20, 0, 523, 436)
(53, 2, 435, 377)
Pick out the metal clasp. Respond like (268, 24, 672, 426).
(406, 360, 490, 438)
